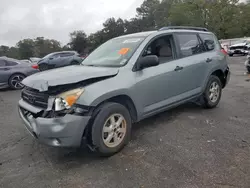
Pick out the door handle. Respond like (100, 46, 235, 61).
(206, 58, 212, 63)
(1, 68, 10, 71)
(174, 66, 183, 71)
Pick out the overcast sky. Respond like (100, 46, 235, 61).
(0, 0, 144, 46)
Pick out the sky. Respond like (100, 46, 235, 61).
(0, 0, 144, 46)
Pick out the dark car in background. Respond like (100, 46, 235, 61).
(0, 57, 39, 89)
(38, 51, 83, 71)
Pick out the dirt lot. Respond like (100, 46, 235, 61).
(0, 57, 250, 188)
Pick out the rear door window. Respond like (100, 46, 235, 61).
(60, 52, 74, 57)
(6, 60, 18, 66)
(176, 33, 205, 57)
(199, 33, 215, 51)
(0, 60, 6, 67)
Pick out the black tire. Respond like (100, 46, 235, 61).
(202, 75, 222, 108)
(229, 54, 233, 57)
(247, 66, 250, 74)
(39, 63, 49, 71)
(91, 102, 132, 156)
(8, 73, 26, 90)
(70, 60, 79, 65)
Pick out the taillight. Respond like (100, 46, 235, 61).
(32, 64, 39, 69)
(221, 48, 227, 55)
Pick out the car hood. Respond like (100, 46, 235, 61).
(22, 65, 119, 92)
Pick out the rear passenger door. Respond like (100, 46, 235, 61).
(198, 33, 220, 87)
(174, 32, 208, 93)
(59, 52, 74, 66)
(0, 59, 8, 84)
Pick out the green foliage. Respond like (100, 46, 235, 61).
(69, 31, 88, 54)
(2, 0, 250, 59)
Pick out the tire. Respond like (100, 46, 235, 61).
(39, 63, 49, 71)
(229, 54, 233, 57)
(70, 61, 79, 65)
(247, 66, 250, 74)
(202, 75, 222, 109)
(91, 102, 132, 156)
(8, 73, 26, 90)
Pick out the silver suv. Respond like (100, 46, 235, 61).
(18, 26, 230, 156)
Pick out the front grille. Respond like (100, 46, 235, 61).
(21, 87, 49, 108)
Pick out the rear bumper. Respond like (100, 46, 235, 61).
(18, 99, 91, 147)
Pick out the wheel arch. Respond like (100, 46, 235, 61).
(92, 94, 138, 123)
(211, 69, 226, 88)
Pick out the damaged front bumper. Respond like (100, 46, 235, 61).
(18, 99, 91, 147)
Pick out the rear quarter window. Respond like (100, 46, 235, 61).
(0, 59, 6, 67)
(6, 61, 18, 66)
(176, 33, 205, 57)
(199, 33, 216, 51)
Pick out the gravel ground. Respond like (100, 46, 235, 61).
(0, 57, 250, 188)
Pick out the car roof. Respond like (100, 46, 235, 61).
(54, 51, 76, 54)
(0, 57, 28, 65)
(116, 31, 157, 39)
(115, 28, 212, 40)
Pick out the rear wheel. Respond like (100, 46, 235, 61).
(91, 102, 132, 156)
(9, 73, 25, 90)
(70, 60, 79, 65)
(39, 63, 49, 71)
(229, 54, 233, 57)
(202, 75, 222, 108)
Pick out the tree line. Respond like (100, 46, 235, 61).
(1, 0, 250, 60)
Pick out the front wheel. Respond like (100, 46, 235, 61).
(70, 60, 79, 65)
(91, 102, 132, 156)
(202, 75, 222, 108)
(39, 63, 49, 71)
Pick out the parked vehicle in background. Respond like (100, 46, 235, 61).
(227, 42, 250, 56)
(0, 57, 39, 89)
(21, 59, 32, 64)
(18, 26, 230, 156)
(37, 51, 83, 71)
(30, 57, 41, 64)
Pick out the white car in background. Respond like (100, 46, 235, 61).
(227, 42, 250, 56)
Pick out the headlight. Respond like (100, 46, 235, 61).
(54, 88, 84, 111)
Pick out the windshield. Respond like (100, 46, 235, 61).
(82, 37, 144, 67)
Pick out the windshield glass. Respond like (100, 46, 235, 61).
(82, 37, 144, 67)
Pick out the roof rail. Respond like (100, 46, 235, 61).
(159, 26, 208, 32)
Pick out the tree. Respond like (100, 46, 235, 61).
(69, 31, 88, 54)
(17, 39, 35, 59)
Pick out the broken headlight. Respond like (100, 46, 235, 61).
(54, 88, 84, 111)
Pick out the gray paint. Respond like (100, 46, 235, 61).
(18, 29, 229, 147)
(22, 65, 119, 91)
(37, 51, 82, 69)
(19, 99, 91, 147)
(0, 57, 39, 89)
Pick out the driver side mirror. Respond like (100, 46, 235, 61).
(135, 55, 159, 71)
(49, 57, 54, 60)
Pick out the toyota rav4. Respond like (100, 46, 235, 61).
(18, 26, 230, 156)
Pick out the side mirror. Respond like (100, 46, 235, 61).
(136, 55, 159, 71)
(49, 57, 54, 60)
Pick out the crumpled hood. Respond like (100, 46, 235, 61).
(22, 65, 119, 91)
